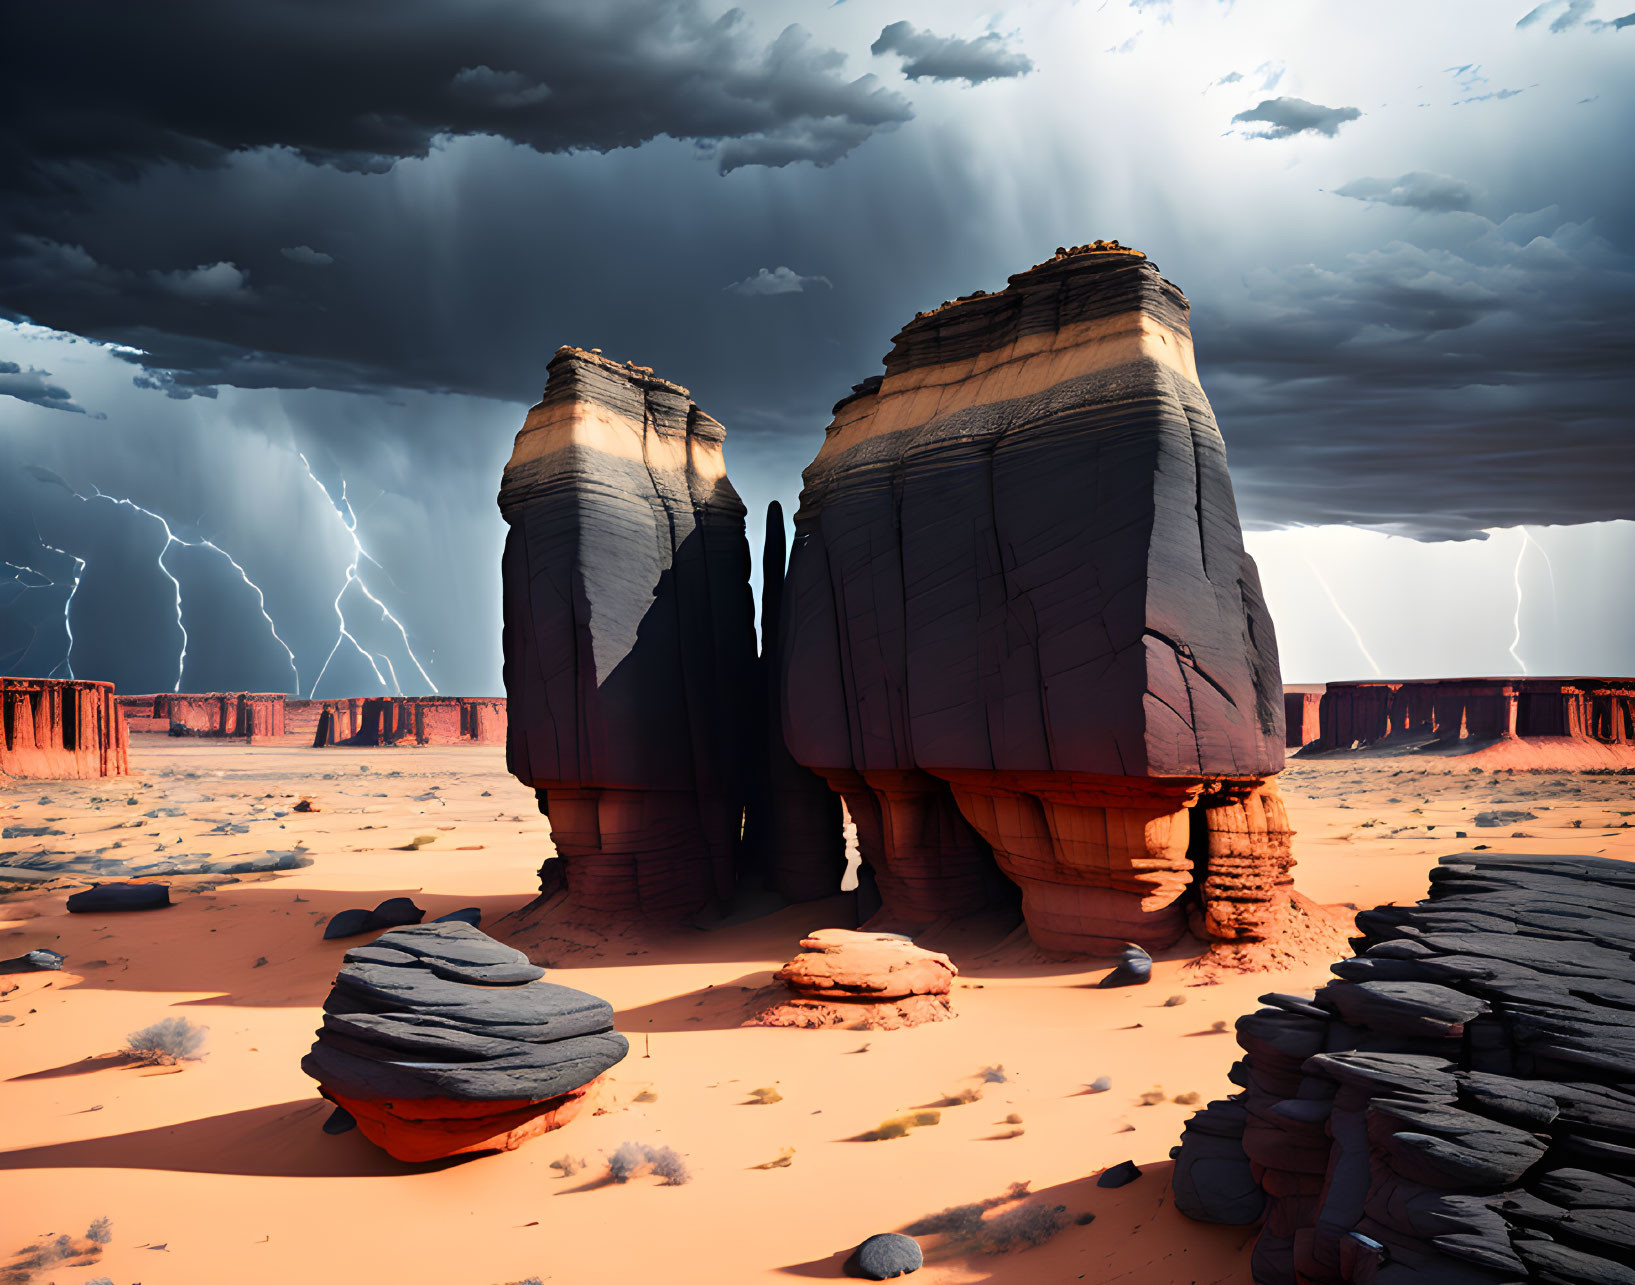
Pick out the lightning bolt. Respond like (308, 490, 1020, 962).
(3, 545, 85, 678)
(1507, 527, 1529, 675)
(1301, 552, 1383, 676)
(298, 453, 437, 700)
(28, 474, 301, 693)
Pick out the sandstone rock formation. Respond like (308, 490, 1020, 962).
(750, 928, 957, 1029)
(1299, 678, 1635, 767)
(1285, 686, 1324, 749)
(498, 347, 757, 916)
(779, 243, 1287, 951)
(301, 920, 627, 1162)
(2, 678, 128, 778)
(1172, 853, 1635, 1285)
(312, 697, 506, 747)
(117, 692, 285, 742)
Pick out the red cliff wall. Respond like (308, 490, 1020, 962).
(2, 677, 129, 778)
(313, 697, 507, 747)
(1302, 677, 1635, 765)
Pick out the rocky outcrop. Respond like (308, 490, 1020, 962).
(749, 928, 957, 1029)
(312, 697, 506, 747)
(498, 347, 757, 917)
(301, 921, 627, 1162)
(118, 692, 285, 742)
(2, 677, 128, 778)
(1300, 678, 1635, 767)
(779, 243, 1287, 951)
(1172, 853, 1635, 1285)
(1285, 686, 1324, 749)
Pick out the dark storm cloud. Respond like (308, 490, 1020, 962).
(870, 22, 1034, 83)
(1200, 215, 1635, 538)
(1231, 96, 1361, 138)
(0, 362, 100, 417)
(280, 246, 335, 267)
(0, 1, 911, 186)
(1517, 0, 1635, 29)
(1332, 171, 1479, 213)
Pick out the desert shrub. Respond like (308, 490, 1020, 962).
(904, 1203, 988, 1238)
(606, 1141, 689, 1185)
(755, 1146, 796, 1169)
(646, 1145, 689, 1186)
(903, 1185, 1066, 1255)
(633, 1089, 658, 1103)
(946, 1085, 983, 1104)
(86, 1217, 112, 1245)
(1138, 1088, 1166, 1106)
(549, 1154, 584, 1176)
(867, 1109, 940, 1140)
(747, 1086, 782, 1104)
(982, 1203, 1066, 1252)
(607, 1140, 648, 1182)
(1163, 994, 1187, 1007)
(1003, 1113, 1023, 1125)
(1173, 1091, 1201, 1105)
(1211, 1019, 1229, 1033)
(125, 1016, 207, 1063)
(981, 1065, 1008, 1083)
(86, 1279, 114, 1285)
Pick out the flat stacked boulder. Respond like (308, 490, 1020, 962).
(1172, 853, 1635, 1284)
(749, 929, 957, 1029)
(302, 921, 627, 1162)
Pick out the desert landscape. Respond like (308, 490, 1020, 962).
(4, 10, 1632, 1278)
(0, 733, 1627, 1284)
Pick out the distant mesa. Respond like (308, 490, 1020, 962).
(779, 243, 1298, 955)
(749, 928, 958, 1029)
(301, 921, 628, 1162)
(1287, 678, 1635, 768)
(1173, 853, 1635, 1284)
(2, 677, 128, 779)
(497, 346, 838, 918)
(118, 692, 285, 742)
(311, 696, 507, 747)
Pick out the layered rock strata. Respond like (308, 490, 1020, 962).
(2, 677, 128, 778)
(1172, 853, 1635, 1285)
(312, 697, 506, 747)
(1301, 678, 1635, 765)
(498, 348, 756, 916)
(750, 928, 957, 1029)
(780, 243, 1286, 951)
(301, 921, 627, 1162)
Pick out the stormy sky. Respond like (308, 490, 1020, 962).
(2, 0, 1632, 696)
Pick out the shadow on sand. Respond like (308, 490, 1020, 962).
(0, 1099, 471, 1178)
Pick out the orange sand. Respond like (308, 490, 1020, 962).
(2, 741, 1630, 1284)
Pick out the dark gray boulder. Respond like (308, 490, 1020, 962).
(848, 1232, 922, 1279)
(0, 948, 64, 973)
(66, 882, 170, 912)
(322, 896, 426, 940)
(1099, 944, 1152, 988)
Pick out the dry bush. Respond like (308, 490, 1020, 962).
(1003, 1113, 1023, 1125)
(632, 1089, 658, 1103)
(1138, 1088, 1166, 1106)
(550, 1155, 584, 1177)
(607, 1141, 689, 1185)
(1162, 994, 1187, 1007)
(125, 1016, 207, 1064)
(981, 1065, 1009, 1083)
(747, 1086, 782, 1104)
(1173, 1091, 1201, 1106)
(904, 1182, 1067, 1255)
